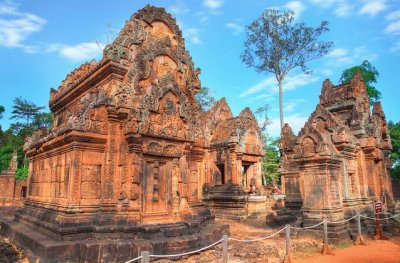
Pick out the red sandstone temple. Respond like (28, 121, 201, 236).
(0, 5, 264, 261)
(280, 71, 393, 239)
(0, 151, 27, 206)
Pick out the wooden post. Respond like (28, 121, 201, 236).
(354, 213, 366, 245)
(140, 251, 149, 263)
(321, 219, 334, 255)
(282, 224, 292, 263)
(373, 202, 388, 240)
(222, 234, 228, 263)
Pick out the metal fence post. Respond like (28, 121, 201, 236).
(140, 251, 149, 263)
(354, 212, 366, 245)
(321, 219, 334, 255)
(282, 224, 291, 263)
(222, 234, 228, 263)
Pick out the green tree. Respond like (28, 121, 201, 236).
(11, 97, 45, 126)
(0, 105, 4, 120)
(34, 112, 53, 129)
(389, 121, 400, 180)
(195, 86, 216, 111)
(339, 60, 381, 104)
(0, 98, 50, 178)
(0, 105, 4, 142)
(255, 104, 280, 185)
(241, 9, 333, 129)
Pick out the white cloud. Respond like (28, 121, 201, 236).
(333, 2, 352, 16)
(184, 28, 202, 44)
(195, 12, 209, 23)
(239, 72, 320, 97)
(359, 0, 388, 16)
(308, 0, 353, 17)
(268, 113, 308, 137)
(320, 69, 334, 76)
(225, 22, 243, 35)
(168, 0, 190, 15)
(47, 42, 105, 62)
(386, 20, 400, 34)
(385, 10, 400, 35)
(0, 1, 46, 51)
(326, 46, 378, 66)
(203, 0, 223, 9)
(386, 10, 400, 21)
(285, 1, 306, 18)
(327, 48, 348, 57)
(283, 99, 306, 112)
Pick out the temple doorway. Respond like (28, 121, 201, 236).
(216, 163, 225, 185)
(143, 160, 172, 220)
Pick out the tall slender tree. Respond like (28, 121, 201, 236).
(241, 9, 333, 129)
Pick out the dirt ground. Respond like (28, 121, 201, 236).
(1, 217, 400, 262)
(294, 238, 400, 263)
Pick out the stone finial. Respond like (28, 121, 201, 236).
(239, 107, 256, 120)
(372, 102, 384, 118)
(320, 79, 332, 104)
(9, 150, 17, 171)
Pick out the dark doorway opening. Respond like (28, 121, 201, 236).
(216, 163, 225, 185)
(21, 186, 27, 198)
(242, 164, 250, 188)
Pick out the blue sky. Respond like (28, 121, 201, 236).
(0, 0, 399, 137)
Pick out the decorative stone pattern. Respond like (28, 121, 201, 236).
(280, 71, 393, 240)
(2, 5, 264, 262)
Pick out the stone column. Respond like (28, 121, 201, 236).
(69, 149, 82, 207)
(236, 153, 243, 187)
(171, 158, 180, 219)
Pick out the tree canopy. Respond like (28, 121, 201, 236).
(255, 104, 280, 185)
(241, 8, 333, 129)
(389, 121, 400, 180)
(339, 60, 381, 104)
(0, 97, 52, 179)
(195, 86, 216, 111)
(0, 105, 4, 120)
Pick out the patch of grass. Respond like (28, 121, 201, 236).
(333, 241, 351, 249)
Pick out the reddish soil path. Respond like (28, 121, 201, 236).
(295, 237, 400, 263)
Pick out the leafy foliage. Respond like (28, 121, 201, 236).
(0, 97, 51, 176)
(0, 105, 4, 120)
(195, 86, 216, 111)
(262, 137, 280, 185)
(339, 60, 381, 104)
(11, 97, 45, 125)
(255, 104, 280, 185)
(241, 8, 333, 128)
(16, 163, 28, 180)
(389, 121, 400, 180)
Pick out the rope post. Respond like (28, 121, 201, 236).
(222, 234, 228, 263)
(140, 251, 149, 263)
(282, 224, 292, 263)
(321, 219, 334, 255)
(354, 212, 366, 245)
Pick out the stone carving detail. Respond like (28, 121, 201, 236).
(81, 164, 101, 199)
(21, 7, 266, 255)
(281, 71, 394, 225)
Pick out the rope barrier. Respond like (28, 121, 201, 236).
(150, 238, 224, 258)
(123, 255, 143, 263)
(229, 226, 286, 242)
(291, 221, 324, 230)
(327, 215, 358, 224)
(122, 211, 400, 262)
(361, 213, 400, 220)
